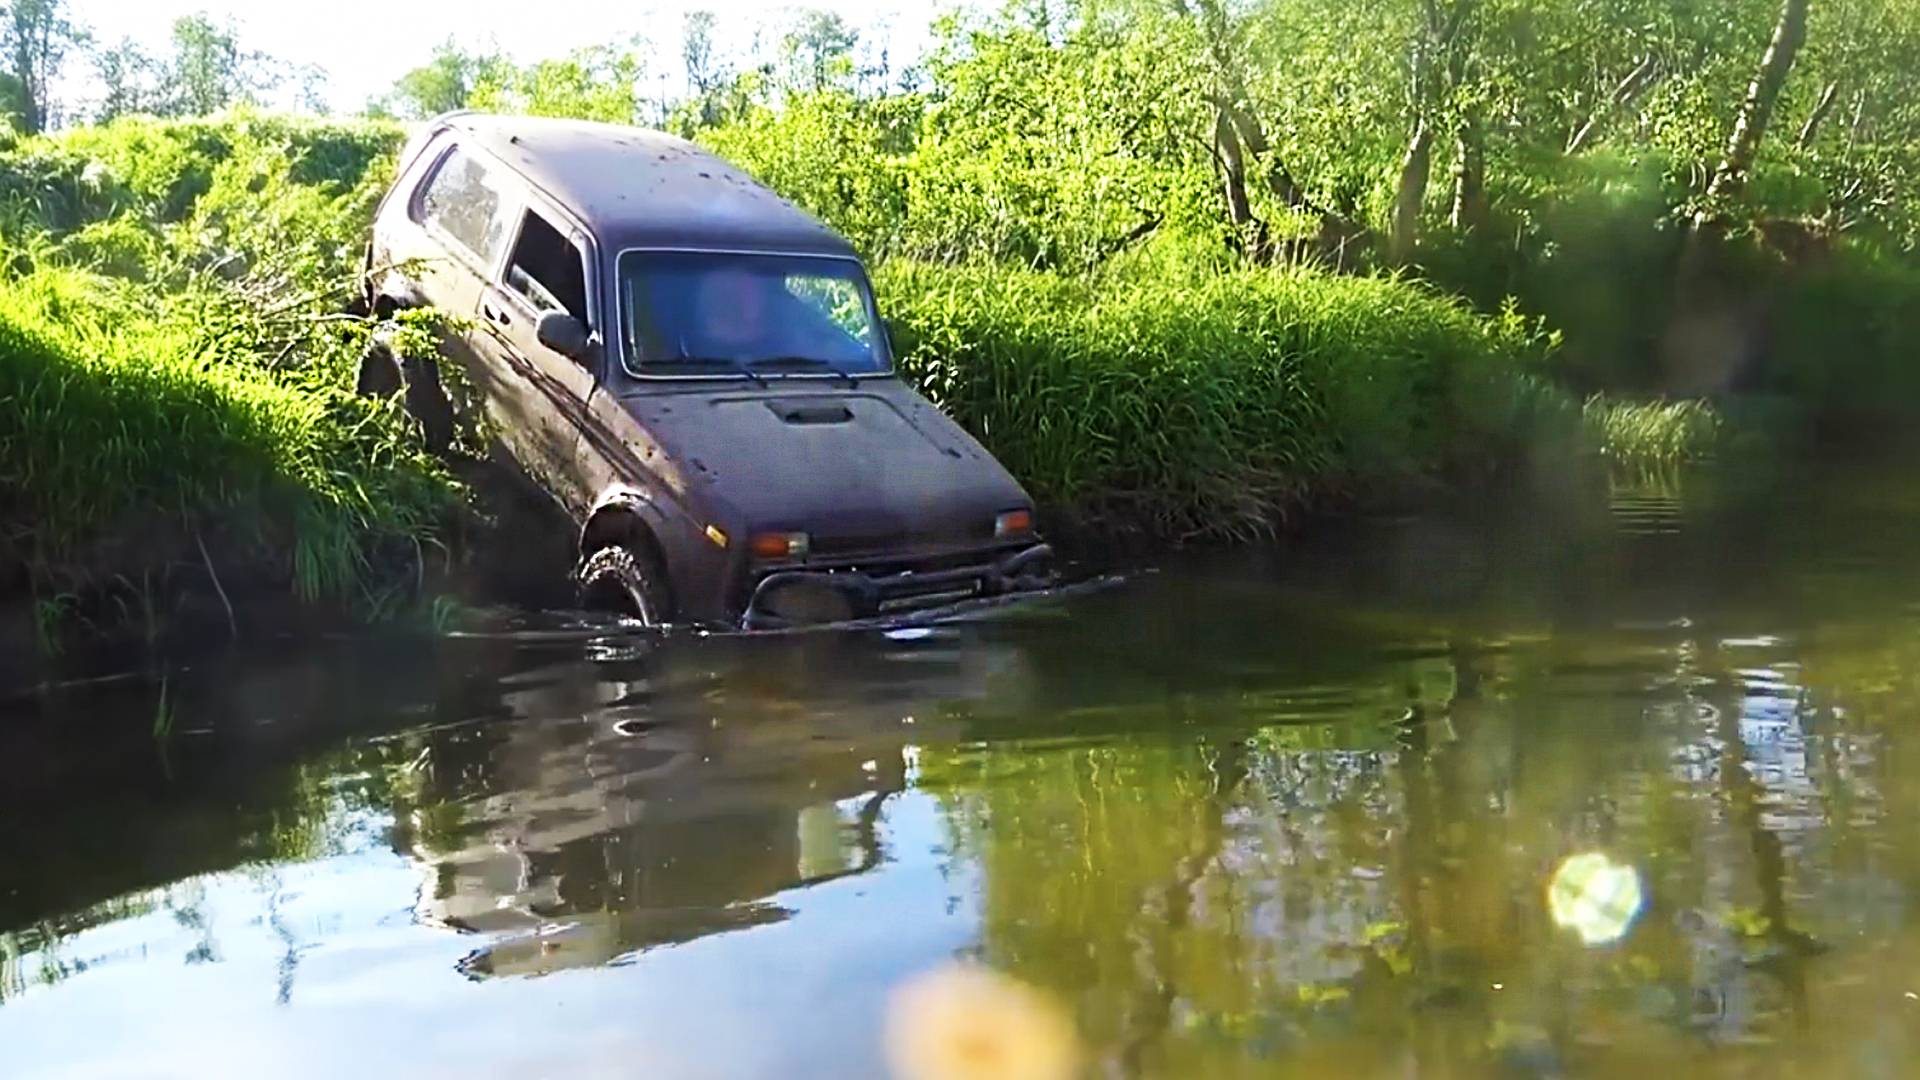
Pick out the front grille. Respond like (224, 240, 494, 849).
(808, 522, 997, 560)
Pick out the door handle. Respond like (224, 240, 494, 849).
(483, 302, 512, 327)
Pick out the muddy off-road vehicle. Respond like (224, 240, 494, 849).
(359, 113, 1052, 629)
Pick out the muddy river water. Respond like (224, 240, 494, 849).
(4, 460, 1920, 1078)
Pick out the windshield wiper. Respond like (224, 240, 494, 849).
(671, 355, 770, 388)
(748, 355, 861, 388)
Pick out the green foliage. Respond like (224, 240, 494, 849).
(0, 263, 458, 603)
(880, 253, 1566, 537)
(0, 0, 84, 135)
(0, 113, 459, 620)
(470, 45, 646, 125)
(1767, 248, 1920, 420)
(1582, 396, 1722, 468)
(162, 13, 278, 117)
(379, 40, 506, 120)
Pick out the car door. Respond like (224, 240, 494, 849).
(396, 142, 526, 435)
(473, 198, 602, 517)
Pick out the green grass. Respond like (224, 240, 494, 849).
(879, 256, 1580, 538)
(1581, 396, 1722, 470)
(0, 263, 459, 607)
(0, 113, 467, 633)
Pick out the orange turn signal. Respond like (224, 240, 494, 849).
(994, 509, 1034, 539)
(750, 531, 810, 560)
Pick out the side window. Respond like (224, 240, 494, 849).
(504, 209, 590, 328)
(414, 147, 515, 267)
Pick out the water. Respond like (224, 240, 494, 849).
(5, 462, 1920, 1078)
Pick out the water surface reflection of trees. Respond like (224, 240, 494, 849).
(922, 613, 1920, 1076)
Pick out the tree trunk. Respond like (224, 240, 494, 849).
(1187, 0, 1355, 262)
(1214, 110, 1269, 261)
(1449, 110, 1489, 233)
(1391, 0, 1475, 264)
(1704, 0, 1811, 209)
(11, 44, 43, 135)
(1391, 117, 1435, 264)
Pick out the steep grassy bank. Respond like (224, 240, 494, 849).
(878, 256, 1597, 538)
(0, 267, 459, 614)
(0, 115, 467, 656)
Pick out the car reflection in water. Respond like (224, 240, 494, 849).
(401, 627, 1024, 979)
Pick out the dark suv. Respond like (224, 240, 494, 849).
(363, 113, 1051, 629)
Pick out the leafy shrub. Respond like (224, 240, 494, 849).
(0, 114, 453, 620)
(1767, 249, 1920, 422)
(1582, 396, 1722, 468)
(0, 264, 458, 604)
(879, 255, 1565, 537)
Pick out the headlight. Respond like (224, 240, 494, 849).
(749, 531, 811, 561)
(994, 509, 1034, 539)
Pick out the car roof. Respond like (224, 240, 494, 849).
(439, 113, 859, 260)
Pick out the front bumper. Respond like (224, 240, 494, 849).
(741, 542, 1055, 631)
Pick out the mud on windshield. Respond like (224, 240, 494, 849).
(618, 251, 890, 376)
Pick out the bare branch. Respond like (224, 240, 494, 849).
(1567, 54, 1666, 155)
(1797, 80, 1840, 149)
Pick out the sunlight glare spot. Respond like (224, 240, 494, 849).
(886, 964, 1080, 1080)
(1548, 852, 1644, 947)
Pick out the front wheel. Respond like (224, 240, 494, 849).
(575, 545, 673, 626)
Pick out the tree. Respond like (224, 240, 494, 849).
(684, 10, 720, 96)
(2, 0, 86, 133)
(1388, 0, 1478, 265)
(782, 9, 858, 93)
(382, 40, 504, 119)
(679, 10, 733, 129)
(290, 63, 329, 115)
(1703, 0, 1812, 213)
(91, 36, 161, 122)
(470, 45, 644, 124)
(164, 13, 275, 116)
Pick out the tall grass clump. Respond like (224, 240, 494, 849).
(1581, 396, 1722, 470)
(878, 255, 1567, 538)
(0, 113, 473, 627)
(0, 264, 458, 607)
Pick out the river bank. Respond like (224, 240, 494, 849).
(0, 112, 1809, 681)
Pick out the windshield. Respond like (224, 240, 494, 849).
(618, 251, 888, 376)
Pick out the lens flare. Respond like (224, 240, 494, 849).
(1548, 852, 1645, 946)
(885, 964, 1081, 1080)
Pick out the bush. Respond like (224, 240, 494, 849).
(0, 264, 458, 605)
(878, 252, 1569, 538)
(0, 114, 458, 624)
(1582, 396, 1722, 469)
(1767, 249, 1920, 423)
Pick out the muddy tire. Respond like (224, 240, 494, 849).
(355, 336, 403, 397)
(576, 545, 673, 625)
(401, 354, 457, 456)
(356, 337, 455, 455)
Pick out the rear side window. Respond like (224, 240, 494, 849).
(415, 146, 514, 266)
(504, 209, 590, 327)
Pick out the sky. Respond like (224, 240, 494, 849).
(62, 0, 953, 114)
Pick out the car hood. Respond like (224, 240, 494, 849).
(617, 380, 1031, 554)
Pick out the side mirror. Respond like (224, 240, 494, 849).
(536, 310, 591, 362)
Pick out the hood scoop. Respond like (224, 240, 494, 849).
(766, 399, 853, 425)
